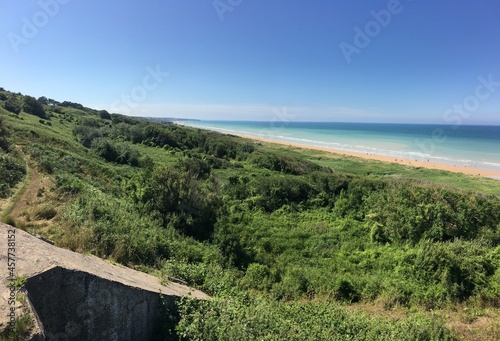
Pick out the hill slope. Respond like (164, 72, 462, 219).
(1, 88, 500, 340)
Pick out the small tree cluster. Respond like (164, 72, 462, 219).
(23, 96, 47, 118)
(3, 95, 22, 114)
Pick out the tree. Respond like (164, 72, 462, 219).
(91, 138, 118, 163)
(60, 101, 84, 110)
(3, 95, 22, 114)
(37, 96, 49, 105)
(23, 96, 47, 118)
(47, 98, 60, 106)
(140, 166, 219, 240)
(73, 125, 102, 148)
(99, 110, 112, 120)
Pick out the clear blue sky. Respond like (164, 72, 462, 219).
(1, 0, 499, 124)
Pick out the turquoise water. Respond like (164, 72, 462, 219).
(176, 121, 500, 173)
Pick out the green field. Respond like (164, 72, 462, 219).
(1, 90, 500, 340)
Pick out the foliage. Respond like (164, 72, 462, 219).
(0, 155, 26, 198)
(3, 95, 22, 114)
(0, 116, 10, 152)
(0, 313, 33, 341)
(23, 95, 47, 119)
(27, 144, 83, 175)
(365, 181, 500, 243)
(37, 96, 49, 105)
(249, 152, 325, 175)
(73, 124, 102, 148)
(99, 110, 111, 120)
(91, 137, 140, 166)
(9, 276, 27, 290)
(176, 297, 457, 341)
(60, 100, 84, 110)
(133, 165, 221, 240)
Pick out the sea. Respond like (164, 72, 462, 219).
(175, 121, 500, 174)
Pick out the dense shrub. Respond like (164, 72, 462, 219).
(138, 166, 220, 240)
(176, 297, 456, 341)
(91, 138, 140, 166)
(177, 157, 211, 179)
(250, 152, 324, 175)
(23, 95, 47, 118)
(27, 145, 83, 175)
(248, 175, 315, 212)
(365, 182, 500, 243)
(99, 110, 111, 120)
(0, 155, 26, 197)
(0, 116, 10, 152)
(60, 101, 84, 110)
(411, 240, 495, 304)
(3, 95, 22, 114)
(55, 174, 85, 193)
(73, 124, 102, 148)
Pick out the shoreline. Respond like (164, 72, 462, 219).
(233, 134, 500, 179)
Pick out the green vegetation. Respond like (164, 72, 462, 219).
(1, 88, 500, 339)
(0, 116, 26, 197)
(0, 313, 33, 341)
(8, 276, 27, 290)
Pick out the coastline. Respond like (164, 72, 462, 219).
(233, 134, 500, 179)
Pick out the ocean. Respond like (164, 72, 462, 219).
(175, 121, 500, 173)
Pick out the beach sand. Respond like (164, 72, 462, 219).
(234, 134, 500, 179)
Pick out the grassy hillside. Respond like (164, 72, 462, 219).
(1, 89, 500, 340)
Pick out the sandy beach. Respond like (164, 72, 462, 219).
(234, 134, 500, 179)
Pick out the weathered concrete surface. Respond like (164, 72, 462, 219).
(26, 266, 172, 340)
(0, 223, 208, 340)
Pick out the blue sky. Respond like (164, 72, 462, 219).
(1, 0, 499, 124)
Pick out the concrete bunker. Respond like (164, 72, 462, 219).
(25, 266, 174, 341)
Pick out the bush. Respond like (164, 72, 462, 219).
(3, 216, 16, 227)
(28, 144, 83, 175)
(334, 279, 361, 303)
(0, 155, 26, 197)
(73, 124, 102, 148)
(365, 182, 500, 243)
(60, 101, 84, 110)
(99, 110, 111, 120)
(241, 263, 271, 291)
(249, 176, 314, 212)
(176, 297, 457, 340)
(23, 95, 47, 118)
(55, 174, 85, 193)
(91, 138, 140, 166)
(139, 166, 220, 240)
(177, 157, 211, 179)
(250, 152, 324, 175)
(3, 95, 22, 114)
(412, 240, 494, 305)
(0, 116, 10, 152)
(91, 138, 118, 162)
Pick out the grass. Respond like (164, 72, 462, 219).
(9, 276, 27, 290)
(0, 313, 33, 341)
